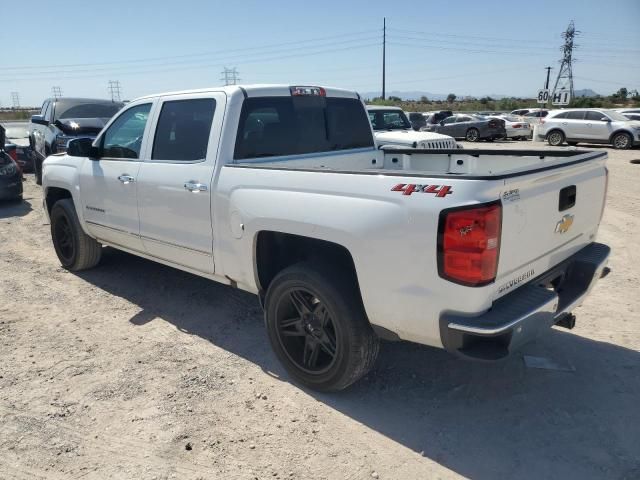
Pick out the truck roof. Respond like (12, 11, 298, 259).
(365, 105, 402, 111)
(134, 84, 361, 102)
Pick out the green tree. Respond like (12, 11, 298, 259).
(446, 93, 457, 103)
(420, 95, 429, 103)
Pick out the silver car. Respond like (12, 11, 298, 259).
(540, 108, 640, 149)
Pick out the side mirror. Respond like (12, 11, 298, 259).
(31, 115, 49, 126)
(67, 137, 95, 157)
(600, 117, 611, 122)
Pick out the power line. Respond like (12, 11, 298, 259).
(108, 80, 122, 101)
(51, 86, 62, 98)
(220, 67, 240, 86)
(11, 92, 20, 108)
(2, 29, 381, 72)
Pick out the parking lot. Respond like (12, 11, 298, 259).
(1, 141, 639, 479)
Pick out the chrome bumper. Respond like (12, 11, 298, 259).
(440, 242, 610, 360)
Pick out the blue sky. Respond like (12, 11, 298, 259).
(2, 0, 639, 106)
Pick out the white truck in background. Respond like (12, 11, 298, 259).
(42, 84, 610, 391)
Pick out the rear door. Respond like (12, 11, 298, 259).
(136, 92, 225, 274)
(564, 110, 587, 138)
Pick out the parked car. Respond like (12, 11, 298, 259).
(42, 84, 610, 391)
(623, 113, 640, 121)
(523, 110, 549, 119)
(426, 114, 506, 142)
(540, 108, 640, 149)
(423, 110, 453, 126)
(511, 108, 543, 116)
(367, 106, 458, 149)
(30, 97, 124, 184)
(616, 108, 640, 115)
(3, 122, 35, 172)
(0, 125, 23, 201)
(491, 115, 531, 140)
(407, 112, 428, 131)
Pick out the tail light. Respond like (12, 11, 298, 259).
(8, 148, 18, 162)
(488, 119, 498, 128)
(437, 201, 502, 286)
(512, 123, 522, 128)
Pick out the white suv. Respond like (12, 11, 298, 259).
(541, 108, 640, 149)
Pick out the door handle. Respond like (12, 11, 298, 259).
(184, 181, 208, 193)
(562, 122, 568, 126)
(118, 174, 135, 184)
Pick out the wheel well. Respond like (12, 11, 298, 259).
(609, 129, 632, 142)
(545, 128, 564, 139)
(45, 187, 72, 214)
(255, 231, 359, 294)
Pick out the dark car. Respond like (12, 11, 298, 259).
(408, 112, 427, 131)
(0, 125, 23, 201)
(423, 110, 453, 127)
(426, 114, 506, 142)
(30, 97, 124, 184)
(3, 122, 35, 172)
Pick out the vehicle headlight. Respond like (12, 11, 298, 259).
(55, 135, 75, 151)
(0, 162, 17, 176)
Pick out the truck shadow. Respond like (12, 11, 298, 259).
(76, 247, 640, 480)
(0, 198, 32, 219)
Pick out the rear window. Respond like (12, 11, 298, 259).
(234, 96, 373, 160)
(566, 111, 585, 120)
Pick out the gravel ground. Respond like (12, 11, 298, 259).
(1, 142, 639, 480)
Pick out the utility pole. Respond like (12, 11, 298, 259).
(382, 17, 386, 100)
(220, 67, 240, 86)
(544, 66, 552, 108)
(552, 21, 578, 102)
(52, 86, 63, 99)
(108, 80, 122, 102)
(11, 92, 20, 108)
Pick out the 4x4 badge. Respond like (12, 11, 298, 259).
(555, 214, 574, 234)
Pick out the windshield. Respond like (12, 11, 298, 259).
(604, 110, 632, 122)
(368, 110, 412, 130)
(55, 100, 124, 120)
(5, 125, 30, 138)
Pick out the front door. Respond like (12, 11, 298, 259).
(80, 102, 154, 251)
(136, 93, 225, 274)
(584, 111, 614, 141)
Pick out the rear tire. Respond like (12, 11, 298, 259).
(264, 262, 379, 392)
(547, 130, 565, 147)
(465, 128, 480, 142)
(50, 199, 102, 271)
(612, 132, 632, 150)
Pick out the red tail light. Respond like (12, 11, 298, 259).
(437, 201, 502, 286)
(8, 148, 17, 161)
(512, 123, 522, 128)
(488, 119, 498, 128)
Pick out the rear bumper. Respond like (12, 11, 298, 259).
(439, 242, 610, 361)
(0, 178, 23, 199)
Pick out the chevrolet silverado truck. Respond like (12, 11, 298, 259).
(42, 85, 610, 391)
(30, 97, 124, 184)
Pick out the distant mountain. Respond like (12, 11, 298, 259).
(360, 90, 510, 101)
(574, 88, 599, 97)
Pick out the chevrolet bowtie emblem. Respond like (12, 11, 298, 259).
(555, 214, 574, 234)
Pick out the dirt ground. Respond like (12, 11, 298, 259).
(1, 142, 639, 480)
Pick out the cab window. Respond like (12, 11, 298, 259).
(585, 111, 607, 121)
(152, 98, 216, 161)
(101, 103, 152, 159)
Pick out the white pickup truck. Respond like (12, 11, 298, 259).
(42, 84, 610, 391)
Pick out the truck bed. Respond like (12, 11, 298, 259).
(232, 148, 606, 179)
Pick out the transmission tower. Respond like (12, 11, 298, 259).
(11, 92, 20, 108)
(108, 80, 122, 101)
(220, 67, 240, 86)
(52, 86, 63, 98)
(552, 20, 579, 101)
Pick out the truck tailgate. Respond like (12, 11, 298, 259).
(494, 155, 607, 299)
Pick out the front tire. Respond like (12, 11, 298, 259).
(265, 262, 379, 392)
(465, 128, 480, 142)
(50, 199, 102, 271)
(547, 130, 565, 147)
(612, 132, 632, 150)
